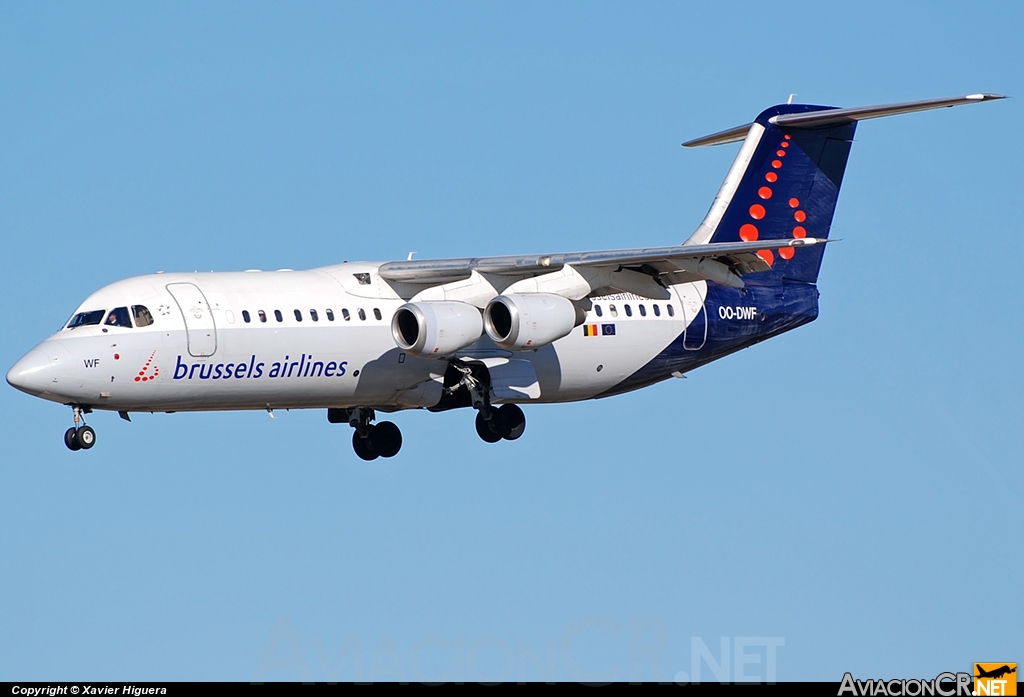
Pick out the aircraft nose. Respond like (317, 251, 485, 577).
(7, 342, 69, 397)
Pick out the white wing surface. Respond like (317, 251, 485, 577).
(377, 237, 827, 292)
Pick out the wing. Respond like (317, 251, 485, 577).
(378, 237, 828, 293)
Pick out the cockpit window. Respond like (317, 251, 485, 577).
(132, 305, 154, 327)
(67, 310, 105, 329)
(105, 307, 133, 328)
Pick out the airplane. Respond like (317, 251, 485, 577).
(7, 93, 1003, 460)
(976, 665, 1016, 680)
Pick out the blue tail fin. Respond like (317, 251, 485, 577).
(685, 95, 1005, 283)
(685, 103, 856, 284)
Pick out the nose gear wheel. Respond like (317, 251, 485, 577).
(63, 406, 96, 451)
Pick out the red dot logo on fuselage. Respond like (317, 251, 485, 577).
(135, 351, 160, 383)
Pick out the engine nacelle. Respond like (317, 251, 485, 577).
(483, 293, 583, 350)
(391, 301, 483, 357)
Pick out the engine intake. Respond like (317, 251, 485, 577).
(391, 302, 483, 357)
(483, 293, 583, 350)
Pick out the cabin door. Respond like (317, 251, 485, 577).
(166, 282, 218, 357)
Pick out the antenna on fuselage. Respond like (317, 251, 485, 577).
(787, 93, 797, 104)
(407, 251, 417, 260)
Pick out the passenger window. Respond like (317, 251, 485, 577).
(326, 309, 335, 321)
(274, 310, 283, 322)
(310, 309, 319, 322)
(653, 304, 661, 317)
(242, 310, 251, 323)
(373, 308, 382, 321)
(595, 305, 603, 318)
(667, 305, 675, 317)
(639, 304, 647, 317)
(105, 307, 133, 328)
(342, 309, 351, 321)
(294, 309, 303, 322)
(258, 310, 267, 323)
(609, 304, 618, 318)
(624, 305, 633, 317)
(132, 305, 154, 327)
(67, 309, 105, 329)
(358, 308, 367, 321)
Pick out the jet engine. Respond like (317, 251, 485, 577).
(391, 301, 483, 357)
(483, 293, 584, 350)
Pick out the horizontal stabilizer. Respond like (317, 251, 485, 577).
(682, 123, 754, 148)
(683, 93, 1005, 147)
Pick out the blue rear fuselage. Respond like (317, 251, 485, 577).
(605, 280, 819, 396)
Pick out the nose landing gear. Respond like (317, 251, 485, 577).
(64, 406, 96, 451)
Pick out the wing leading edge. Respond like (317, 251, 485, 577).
(377, 237, 827, 289)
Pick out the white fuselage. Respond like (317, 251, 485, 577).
(10, 262, 704, 414)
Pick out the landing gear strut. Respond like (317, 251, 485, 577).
(329, 407, 402, 461)
(64, 406, 96, 451)
(445, 361, 528, 444)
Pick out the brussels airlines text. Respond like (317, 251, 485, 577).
(173, 354, 348, 381)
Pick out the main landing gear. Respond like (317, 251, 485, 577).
(446, 360, 528, 444)
(329, 407, 403, 461)
(475, 404, 526, 443)
(64, 406, 96, 451)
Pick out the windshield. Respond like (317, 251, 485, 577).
(105, 307, 132, 328)
(67, 310, 105, 329)
(132, 305, 154, 327)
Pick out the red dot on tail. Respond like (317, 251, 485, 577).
(758, 187, 772, 200)
(749, 204, 766, 220)
(765, 172, 778, 183)
(739, 224, 759, 241)
(135, 377, 141, 382)
(793, 226, 807, 238)
(139, 371, 145, 376)
(794, 210, 807, 222)
(771, 160, 782, 169)
(779, 247, 795, 260)
(756, 249, 775, 266)
(783, 134, 791, 140)
(776, 150, 786, 157)
(114, 354, 120, 360)
(789, 198, 799, 208)
(780, 141, 789, 148)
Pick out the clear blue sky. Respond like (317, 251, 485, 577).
(1, 1, 1020, 682)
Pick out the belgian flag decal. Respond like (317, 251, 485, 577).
(583, 324, 599, 337)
